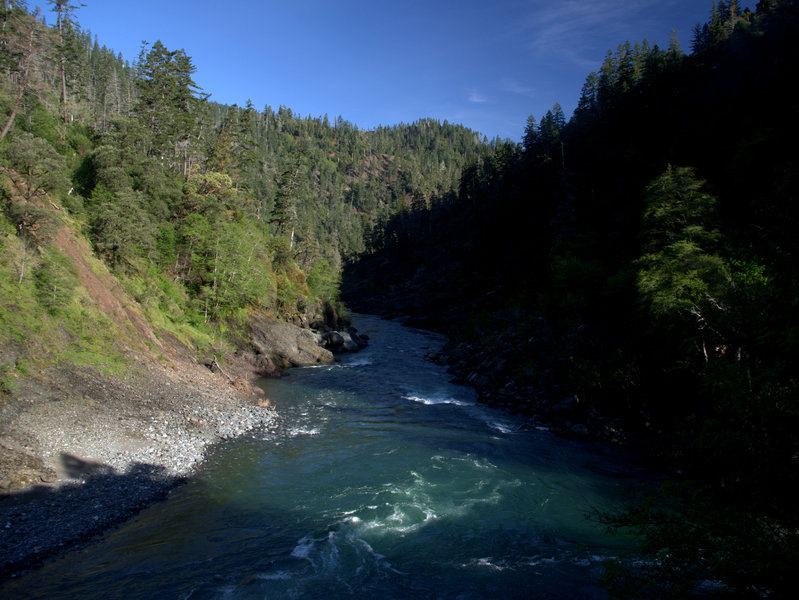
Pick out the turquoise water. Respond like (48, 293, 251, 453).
(6, 315, 645, 599)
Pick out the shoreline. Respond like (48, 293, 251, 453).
(0, 311, 362, 585)
(0, 356, 278, 583)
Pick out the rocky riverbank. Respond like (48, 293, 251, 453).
(351, 298, 635, 445)
(0, 355, 277, 581)
(436, 336, 629, 443)
(0, 311, 366, 583)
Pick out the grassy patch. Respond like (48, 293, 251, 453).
(119, 265, 217, 354)
(1, 223, 130, 376)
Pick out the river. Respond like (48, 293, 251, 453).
(6, 315, 646, 599)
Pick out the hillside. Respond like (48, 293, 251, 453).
(0, 2, 491, 574)
(343, 1, 799, 596)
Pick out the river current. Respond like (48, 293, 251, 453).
(9, 315, 645, 599)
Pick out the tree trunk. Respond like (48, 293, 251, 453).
(56, 7, 68, 127)
(0, 106, 19, 142)
(17, 231, 28, 285)
(60, 56, 68, 125)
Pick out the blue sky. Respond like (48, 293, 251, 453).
(62, 1, 752, 141)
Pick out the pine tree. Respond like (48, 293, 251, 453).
(135, 40, 201, 173)
(0, 8, 48, 140)
(46, 0, 82, 126)
(270, 146, 306, 250)
(574, 72, 598, 119)
(636, 166, 729, 362)
(522, 114, 537, 152)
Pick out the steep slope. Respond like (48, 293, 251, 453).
(0, 188, 339, 576)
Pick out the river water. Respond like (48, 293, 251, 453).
(7, 315, 646, 599)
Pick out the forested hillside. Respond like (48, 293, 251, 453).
(0, 1, 493, 367)
(344, 1, 799, 596)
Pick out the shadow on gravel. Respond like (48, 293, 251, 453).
(0, 454, 186, 583)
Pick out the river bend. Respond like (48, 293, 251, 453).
(7, 315, 644, 599)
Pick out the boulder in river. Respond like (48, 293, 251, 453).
(317, 328, 369, 353)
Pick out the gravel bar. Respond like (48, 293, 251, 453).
(0, 359, 279, 583)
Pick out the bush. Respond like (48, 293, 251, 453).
(33, 247, 78, 315)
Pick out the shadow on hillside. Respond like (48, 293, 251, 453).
(0, 453, 186, 581)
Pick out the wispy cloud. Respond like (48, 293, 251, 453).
(467, 89, 489, 103)
(500, 78, 537, 99)
(509, 0, 682, 69)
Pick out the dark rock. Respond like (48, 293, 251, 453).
(319, 331, 346, 348)
(248, 313, 334, 373)
(318, 329, 368, 353)
(570, 423, 590, 437)
(552, 395, 580, 415)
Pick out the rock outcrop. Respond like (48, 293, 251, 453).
(248, 313, 335, 375)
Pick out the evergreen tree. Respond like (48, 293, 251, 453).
(574, 72, 598, 120)
(270, 145, 306, 250)
(33, 245, 78, 314)
(0, 8, 49, 140)
(91, 188, 157, 269)
(46, 0, 82, 125)
(636, 166, 729, 363)
(4, 132, 70, 200)
(135, 40, 201, 173)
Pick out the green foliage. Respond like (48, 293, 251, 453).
(58, 303, 130, 375)
(2, 3, 797, 593)
(270, 146, 306, 242)
(135, 40, 200, 162)
(0, 211, 128, 375)
(306, 259, 341, 304)
(3, 131, 70, 200)
(2, 192, 60, 247)
(0, 361, 17, 397)
(27, 105, 64, 150)
(0, 212, 40, 343)
(90, 187, 157, 269)
(119, 264, 214, 352)
(637, 166, 728, 322)
(33, 245, 78, 314)
(602, 478, 799, 598)
(268, 234, 293, 272)
(638, 240, 728, 319)
(0, 3, 497, 399)
(346, 5, 799, 596)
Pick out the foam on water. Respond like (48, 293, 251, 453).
(487, 420, 517, 433)
(285, 521, 405, 588)
(291, 535, 316, 559)
(342, 357, 374, 368)
(403, 394, 471, 406)
(465, 557, 509, 571)
(254, 571, 292, 581)
(287, 426, 321, 436)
